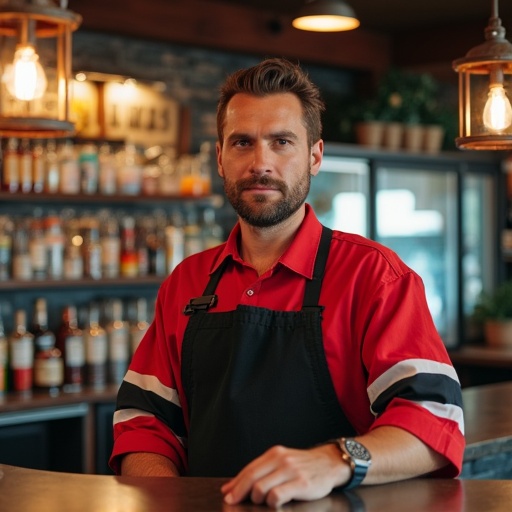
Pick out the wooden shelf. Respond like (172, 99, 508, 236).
(0, 190, 224, 207)
(0, 276, 165, 290)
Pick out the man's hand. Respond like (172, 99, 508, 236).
(221, 443, 350, 508)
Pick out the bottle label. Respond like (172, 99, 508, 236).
(3, 153, 19, 190)
(60, 160, 81, 194)
(10, 337, 34, 368)
(109, 329, 129, 362)
(101, 238, 121, 274)
(29, 239, 48, 273)
(12, 254, 32, 280)
(34, 358, 64, 387)
(13, 368, 32, 392)
(85, 333, 108, 364)
(65, 335, 85, 366)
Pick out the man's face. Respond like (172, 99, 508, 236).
(216, 92, 323, 228)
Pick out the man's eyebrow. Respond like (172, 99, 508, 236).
(225, 132, 251, 143)
(225, 130, 299, 144)
(269, 130, 299, 141)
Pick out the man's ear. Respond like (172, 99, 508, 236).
(216, 141, 224, 178)
(310, 139, 324, 177)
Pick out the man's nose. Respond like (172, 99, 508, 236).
(250, 144, 272, 174)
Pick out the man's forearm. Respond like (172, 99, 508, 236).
(353, 426, 447, 485)
(121, 452, 180, 477)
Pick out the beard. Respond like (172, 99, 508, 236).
(223, 167, 311, 228)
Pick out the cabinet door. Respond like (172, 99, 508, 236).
(374, 165, 459, 348)
(0, 423, 48, 469)
(95, 402, 116, 474)
(462, 172, 496, 341)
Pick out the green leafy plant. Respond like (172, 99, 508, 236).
(473, 281, 512, 322)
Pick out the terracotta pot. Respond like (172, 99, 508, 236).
(382, 122, 404, 151)
(403, 124, 424, 152)
(355, 121, 384, 148)
(423, 124, 445, 153)
(484, 320, 512, 347)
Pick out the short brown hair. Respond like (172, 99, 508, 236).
(217, 57, 325, 147)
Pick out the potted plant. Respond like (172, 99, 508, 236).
(473, 281, 512, 347)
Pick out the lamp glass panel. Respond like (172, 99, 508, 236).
(0, 29, 61, 119)
(460, 69, 512, 138)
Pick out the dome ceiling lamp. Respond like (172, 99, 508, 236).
(452, 0, 512, 150)
(292, 0, 360, 32)
(0, 0, 81, 138)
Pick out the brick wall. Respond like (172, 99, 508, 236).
(72, 30, 356, 152)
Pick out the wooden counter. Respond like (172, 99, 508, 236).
(460, 381, 512, 479)
(1, 463, 512, 512)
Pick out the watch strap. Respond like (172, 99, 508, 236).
(330, 437, 371, 490)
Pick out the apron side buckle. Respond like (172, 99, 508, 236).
(184, 294, 218, 315)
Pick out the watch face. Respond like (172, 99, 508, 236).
(344, 439, 371, 462)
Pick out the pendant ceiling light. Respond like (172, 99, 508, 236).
(292, 0, 360, 32)
(0, 0, 82, 138)
(452, 0, 512, 150)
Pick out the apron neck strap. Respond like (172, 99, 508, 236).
(302, 226, 333, 310)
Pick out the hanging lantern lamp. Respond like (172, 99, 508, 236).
(0, 0, 82, 138)
(452, 0, 512, 150)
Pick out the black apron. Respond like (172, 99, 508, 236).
(181, 226, 356, 476)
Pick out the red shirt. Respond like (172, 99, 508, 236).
(111, 204, 465, 476)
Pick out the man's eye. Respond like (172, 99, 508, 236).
(234, 139, 250, 147)
(277, 139, 289, 145)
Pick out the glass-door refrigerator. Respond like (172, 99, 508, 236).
(307, 146, 499, 348)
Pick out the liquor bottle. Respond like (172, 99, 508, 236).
(29, 216, 48, 280)
(19, 138, 33, 193)
(165, 210, 185, 273)
(0, 215, 13, 281)
(82, 216, 102, 280)
(147, 212, 167, 276)
(45, 214, 65, 280)
(201, 208, 223, 249)
(84, 302, 108, 389)
(2, 137, 20, 192)
(99, 213, 120, 279)
(31, 298, 63, 395)
(11, 217, 32, 280)
(0, 305, 8, 395)
(45, 139, 60, 194)
(79, 143, 99, 194)
(9, 309, 34, 394)
(98, 142, 117, 195)
(58, 139, 80, 195)
(120, 216, 138, 277)
(135, 216, 150, 277)
(118, 143, 142, 196)
(106, 299, 130, 385)
(63, 217, 84, 280)
(32, 140, 46, 193)
(184, 208, 203, 257)
(56, 305, 84, 392)
(129, 297, 150, 355)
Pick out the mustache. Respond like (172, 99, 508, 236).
(236, 175, 286, 193)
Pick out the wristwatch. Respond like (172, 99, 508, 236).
(331, 437, 372, 490)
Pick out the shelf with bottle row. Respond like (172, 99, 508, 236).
(0, 276, 165, 291)
(0, 190, 224, 207)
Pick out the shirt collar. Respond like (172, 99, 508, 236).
(213, 204, 323, 279)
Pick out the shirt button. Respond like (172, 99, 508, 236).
(246, 289, 254, 297)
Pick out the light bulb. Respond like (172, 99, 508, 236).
(482, 83, 512, 133)
(3, 45, 48, 101)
